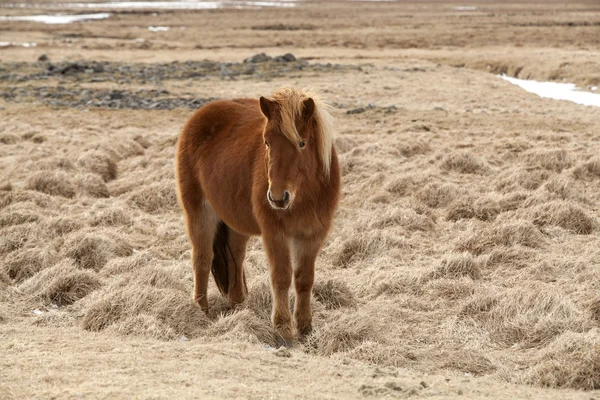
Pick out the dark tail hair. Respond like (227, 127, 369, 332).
(211, 221, 230, 296)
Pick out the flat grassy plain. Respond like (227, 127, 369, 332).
(1, 1, 600, 398)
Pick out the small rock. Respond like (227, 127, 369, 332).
(347, 107, 365, 115)
(38, 54, 49, 62)
(457, 389, 463, 395)
(274, 53, 296, 62)
(220, 64, 233, 77)
(275, 346, 291, 358)
(384, 382, 402, 391)
(110, 91, 123, 100)
(242, 65, 256, 75)
(244, 53, 271, 63)
(420, 381, 428, 388)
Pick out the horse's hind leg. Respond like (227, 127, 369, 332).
(178, 174, 218, 313)
(225, 229, 250, 306)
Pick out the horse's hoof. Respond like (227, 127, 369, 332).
(275, 335, 295, 348)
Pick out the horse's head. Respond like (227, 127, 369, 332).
(259, 92, 323, 211)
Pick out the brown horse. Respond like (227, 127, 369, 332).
(176, 87, 341, 342)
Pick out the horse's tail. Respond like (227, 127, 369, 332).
(211, 221, 229, 296)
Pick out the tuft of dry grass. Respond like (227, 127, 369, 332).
(522, 149, 572, 172)
(306, 310, 378, 356)
(3, 246, 57, 283)
(101, 251, 154, 276)
(333, 231, 405, 268)
(76, 174, 110, 198)
(573, 156, 600, 180)
(455, 221, 546, 255)
(127, 181, 178, 213)
(0, 209, 40, 228)
(440, 152, 489, 174)
(432, 253, 483, 280)
(77, 150, 118, 182)
(19, 260, 102, 306)
(0, 223, 45, 256)
(414, 182, 461, 208)
(89, 206, 133, 227)
(313, 279, 357, 309)
(371, 207, 435, 231)
(62, 231, 133, 271)
(447, 196, 501, 222)
(25, 171, 76, 198)
(524, 330, 600, 390)
(206, 309, 276, 345)
(80, 282, 209, 339)
(460, 283, 591, 348)
(529, 201, 596, 234)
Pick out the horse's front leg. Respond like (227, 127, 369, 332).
(291, 236, 323, 337)
(263, 233, 293, 343)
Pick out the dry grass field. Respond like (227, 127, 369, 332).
(1, 1, 600, 398)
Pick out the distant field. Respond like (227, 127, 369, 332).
(1, 1, 600, 398)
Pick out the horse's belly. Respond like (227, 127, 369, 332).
(201, 174, 261, 237)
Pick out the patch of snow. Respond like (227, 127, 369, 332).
(148, 25, 169, 32)
(0, 13, 111, 24)
(500, 75, 600, 107)
(32, 309, 43, 315)
(0, 41, 37, 47)
(1, 1, 297, 10)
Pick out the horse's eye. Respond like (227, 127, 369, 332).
(265, 141, 269, 148)
(299, 141, 306, 149)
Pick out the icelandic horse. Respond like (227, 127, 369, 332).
(175, 87, 341, 342)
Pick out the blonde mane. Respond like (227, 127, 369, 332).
(270, 87, 335, 177)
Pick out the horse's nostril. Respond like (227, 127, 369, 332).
(267, 191, 274, 202)
(283, 191, 290, 203)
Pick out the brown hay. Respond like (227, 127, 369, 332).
(62, 232, 133, 271)
(347, 341, 413, 368)
(0, 182, 12, 191)
(447, 196, 501, 222)
(102, 139, 145, 161)
(101, 251, 153, 276)
(76, 173, 110, 198)
(306, 310, 378, 356)
(77, 150, 118, 182)
(455, 221, 545, 255)
(397, 140, 431, 157)
(105, 314, 176, 340)
(437, 349, 497, 376)
(19, 260, 101, 306)
(414, 182, 461, 208)
(206, 309, 276, 345)
(529, 201, 595, 234)
(4, 246, 57, 283)
(433, 253, 482, 280)
(573, 156, 600, 180)
(0, 269, 10, 290)
(0, 209, 40, 228)
(127, 181, 178, 214)
(114, 266, 187, 292)
(333, 232, 406, 268)
(522, 149, 572, 172)
(440, 152, 488, 174)
(524, 330, 600, 390)
(245, 280, 273, 322)
(81, 283, 209, 339)
(89, 206, 133, 227)
(0, 223, 46, 256)
(313, 279, 357, 309)
(460, 283, 591, 348)
(25, 171, 76, 198)
(46, 216, 85, 236)
(371, 207, 435, 231)
(0, 133, 20, 144)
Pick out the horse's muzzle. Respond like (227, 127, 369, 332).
(267, 190, 291, 210)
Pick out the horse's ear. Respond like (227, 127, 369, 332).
(303, 98, 315, 121)
(259, 96, 274, 119)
